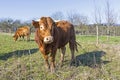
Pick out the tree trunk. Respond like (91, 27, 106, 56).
(96, 25, 99, 45)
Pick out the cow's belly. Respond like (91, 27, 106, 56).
(58, 37, 69, 48)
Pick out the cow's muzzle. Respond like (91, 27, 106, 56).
(44, 36, 53, 44)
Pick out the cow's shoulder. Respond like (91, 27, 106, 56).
(55, 20, 73, 32)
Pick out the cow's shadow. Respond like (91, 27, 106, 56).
(20, 39, 35, 42)
(16, 39, 35, 42)
(0, 48, 39, 60)
(72, 51, 110, 68)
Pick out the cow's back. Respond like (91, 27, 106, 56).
(55, 21, 75, 48)
(21, 26, 30, 34)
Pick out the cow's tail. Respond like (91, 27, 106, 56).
(74, 41, 81, 52)
(70, 24, 81, 52)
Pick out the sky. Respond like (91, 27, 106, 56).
(0, 0, 120, 23)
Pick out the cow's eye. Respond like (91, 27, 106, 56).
(40, 25, 44, 30)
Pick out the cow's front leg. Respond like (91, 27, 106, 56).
(42, 54, 50, 70)
(50, 49, 57, 73)
(40, 47, 50, 71)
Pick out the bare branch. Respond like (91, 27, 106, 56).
(50, 11, 64, 20)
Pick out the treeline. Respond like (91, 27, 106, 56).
(0, 18, 34, 33)
(75, 25, 120, 36)
(0, 18, 120, 36)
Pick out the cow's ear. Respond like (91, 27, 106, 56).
(32, 20, 39, 28)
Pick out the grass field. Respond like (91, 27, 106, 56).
(0, 33, 120, 80)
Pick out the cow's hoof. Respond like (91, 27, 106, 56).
(50, 68, 56, 73)
(45, 65, 50, 72)
(60, 64, 63, 67)
(70, 60, 76, 66)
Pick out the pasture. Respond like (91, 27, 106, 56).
(0, 33, 120, 80)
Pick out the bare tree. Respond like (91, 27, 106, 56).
(67, 11, 88, 25)
(93, 0, 102, 45)
(0, 18, 14, 33)
(105, 0, 117, 40)
(50, 11, 64, 20)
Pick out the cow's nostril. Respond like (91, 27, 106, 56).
(46, 38, 49, 40)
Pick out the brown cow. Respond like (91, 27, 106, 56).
(32, 17, 79, 72)
(13, 26, 30, 41)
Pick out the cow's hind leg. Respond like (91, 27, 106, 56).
(69, 41, 75, 66)
(60, 47, 66, 67)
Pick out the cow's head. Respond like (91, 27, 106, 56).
(32, 17, 55, 44)
(13, 34, 18, 41)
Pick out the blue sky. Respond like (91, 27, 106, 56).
(0, 0, 120, 23)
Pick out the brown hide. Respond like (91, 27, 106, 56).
(32, 17, 78, 72)
(13, 26, 30, 41)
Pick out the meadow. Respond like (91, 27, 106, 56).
(0, 33, 120, 80)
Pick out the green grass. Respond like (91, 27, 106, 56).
(77, 35, 120, 44)
(0, 33, 120, 80)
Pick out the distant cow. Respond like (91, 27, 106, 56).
(13, 26, 30, 41)
(32, 17, 79, 72)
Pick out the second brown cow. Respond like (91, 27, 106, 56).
(13, 26, 30, 41)
(32, 17, 79, 72)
